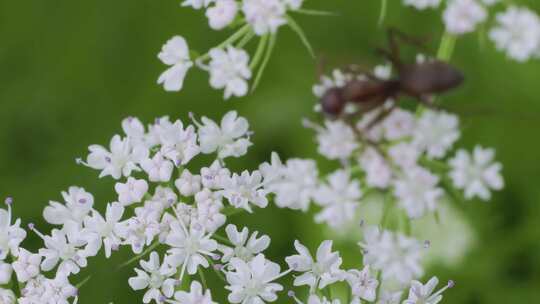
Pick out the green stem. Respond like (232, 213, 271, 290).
(213, 234, 234, 246)
(198, 24, 251, 61)
(249, 34, 269, 70)
(403, 212, 412, 235)
(285, 14, 315, 58)
(237, 29, 256, 48)
(437, 32, 457, 61)
(378, 0, 388, 27)
(75, 275, 92, 289)
(117, 241, 160, 269)
(294, 8, 338, 16)
(251, 33, 278, 92)
(380, 193, 393, 228)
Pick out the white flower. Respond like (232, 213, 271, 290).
(128, 252, 176, 304)
(172, 280, 217, 304)
(413, 110, 459, 159)
(489, 6, 540, 62)
(403, 0, 441, 10)
(382, 109, 416, 141)
(388, 142, 420, 170)
(403, 277, 452, 304)
(219, 224, 270, 262)
(225, 254, 284, 304)
(194, 189, 226, 232)
(198, 111, 252, 158)
(84, 135, 148, 179)
(43, 186, 94, 226)
(122, 116, 147, 147)
(264, 157, 318, 211)
(285, 240, 344, 292)
(157, 119, 200, 166)
(283, 0, 304, 10)
(83, 202, 125, 258)
(242, 0, 287, 35)
(181, 0, 213, 9)
(208, 47, 252, 99)
(206, 0, 238, 30)
(394, 167, 443, 219)
(0, 205, 26, 259)
(141, 152, 174, 182)
(360, 227, 424, 284)
(360, 148, 393, 189)
(0, 261, 12, 284)
(19, 275, 49, 303)
(151, 186, 178, 211)
(0, 288, 16, 304)
(314, 170, 362, 228)
(201, 160, 231, 189)
(443, 0, 487, 35)
(346, 266, 379, 302)
(449, 146, 503, 200)
(118, 206, 161, 254)
(175, 169, 202, 197)
(316, 120, 359, 160)
(43, 274, 78, 303)
(12, 248, 41, 283)
(115, 177, 148, 206)
(221, 170, 268, 212)
(165, 221, 218, 276)
(39, 221, 93, 276)
(158, 36, 193, 92)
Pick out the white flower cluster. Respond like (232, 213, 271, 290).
(0, 198, 79, 304)
(0, 110, 458, 304)
(402, 0, 540, 62)
(304, 66, 504, 225)
(157, 0, 318, 98)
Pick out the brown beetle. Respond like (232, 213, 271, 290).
(321, 29, 464, 116)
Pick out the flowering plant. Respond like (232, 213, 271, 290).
(3, 1, 531, 304)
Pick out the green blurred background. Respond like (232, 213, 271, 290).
(1, 0, 540, 303)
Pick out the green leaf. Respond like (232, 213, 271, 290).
(286, 14, 315, 58)
(251, 33, 277, 92)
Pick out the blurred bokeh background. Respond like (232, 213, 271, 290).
(2, 0, 540, 303)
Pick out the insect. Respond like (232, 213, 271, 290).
(320, 29, 464, 116)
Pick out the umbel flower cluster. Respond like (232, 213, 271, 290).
(307, 62, 504, 226)
(0, 109, 466, 303)
(157, 0, 324, 98)
(400, 0, 540, 62)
